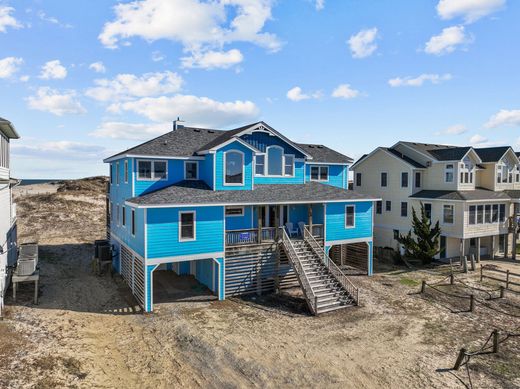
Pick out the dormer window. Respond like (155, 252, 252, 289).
(224, 150, 244, 185)
(459, 158, 473, 184)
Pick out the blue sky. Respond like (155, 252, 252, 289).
(1, 0, 519, 178)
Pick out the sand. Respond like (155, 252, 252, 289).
(0, 178, 518, 388)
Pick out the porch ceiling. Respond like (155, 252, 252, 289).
(126, 180, 378, 207)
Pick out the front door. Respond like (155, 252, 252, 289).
(440, 236, 446, 259)
(262, 206, 289, 227)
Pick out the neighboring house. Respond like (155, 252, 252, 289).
(352, 142, 520, 261)
(0, 117, 19, 301)
(104, 121, 377, 314)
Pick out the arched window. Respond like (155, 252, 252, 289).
(225, 150, 244, 185)
(267, 146, 283, 176)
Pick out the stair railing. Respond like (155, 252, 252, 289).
(280, 227, 318, 315)
(303, 226, 359, 305)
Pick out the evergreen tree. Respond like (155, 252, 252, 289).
(396, 203, 441, 264)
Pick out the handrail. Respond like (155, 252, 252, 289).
(280, 227, 318, 315)
(303, 226, 359, 305)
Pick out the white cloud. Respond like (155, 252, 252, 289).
(19, 75, 30, 82)
(181, 49, 243, 69)
(469, 134, 488, 146)
(89, 61, 106, 73)
(37, 10, 73, 28)
(39, 60, 68, 79)
(0, 6, 22, 32)
(437, 0, 505, 24)
(0, 57, 23, 78)
(85, 71, 183, 102)
(27, 87, 86, 116)
(484, 109, 520, 128)
(286, 86, 322, 101)
(108, 94, 259, 127)
(388, 73, 452, 87)
(99, 0, 281, 67)
(90, 121, 169, 140)
(348, 27, 378, 59)
(424, 25, 472, 55)
(315, 0, 325, 11)
(331, 84, 360, 99)
(12, 140, 105, 161)
(151, 51, 165, 62)
(436, 124, 468, 136)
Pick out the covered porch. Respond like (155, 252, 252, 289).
(225, 203, 325, 247)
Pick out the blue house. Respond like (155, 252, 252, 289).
(104, 121, 377, 314)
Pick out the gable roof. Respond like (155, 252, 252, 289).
(427, 147, 473, 161)
(351, 147, 426, 170)
(126, 180, 378, 207)
(104, 121, 353, 164)
(0, 117, 20, 139)
(474, 146, 514, 163)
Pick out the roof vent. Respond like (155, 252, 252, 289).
(193, 129, 201, 132)
(173, 117, 185, 131)
(208, 130, 215, 133)
(308, 145, 315, 148)
(163, 140, 168, 146)
(317, 145, 323, 149)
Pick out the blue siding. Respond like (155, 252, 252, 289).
(134, 158, 185, 196)
(145, 264, 156, 312)
(225, 206, 253, 230)
(240, 132, 305, 157)
(146, 206, 224, 259)
(200, 154, 214, 189)
(195, 259, 214, 291)
(254, 160, 305, 185)
(215, 141, 253, 191)
(305, 164, 348, 189)
(325, 201, 373, 242)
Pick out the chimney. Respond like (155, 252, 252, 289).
(173, 117, 185, 131)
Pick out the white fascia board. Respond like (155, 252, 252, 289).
(204, 137, 262, 154)
(410, 197, 511, 203)
(103, 154, 205, 163)
(393, 142, 436, 162)
(126, 197, 382, 209)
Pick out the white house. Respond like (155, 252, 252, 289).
(352, 142, 520, 260)
(0, 117, 19, 298)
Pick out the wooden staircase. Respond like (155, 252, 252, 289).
(281, 228, 359, 315)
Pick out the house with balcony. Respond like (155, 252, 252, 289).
(352, 142, 520, 261)
(104, 121, 377, 314)
(0, 117, 20, 299)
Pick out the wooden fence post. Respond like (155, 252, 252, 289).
(453, 348, 467, 370)
(506, 270, 510, 289)
(500, 286, 505, 299)
(470, 254, 476, 271)
(469, 294, 475, 312)
(492, 329, 499, 353)
(421, 280, 426, 294)
(480, 265, 483, 281)
(463, 256, 468, 273)
(450, 273, 454, 285)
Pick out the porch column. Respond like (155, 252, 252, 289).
(504, 234, 509, 259)
(491, 236, 495, 259)
(274, 205, 280, 293)
(367, 241, 373, 276)
(274, 205, 280, 241)
(513, 203, 519, 260)
(476, 237, 481, 263)
(459, 238, 465, 262)
(257, 205, 263, 244)
(308, 204, 313, 236)
(213, 257, 225, 300)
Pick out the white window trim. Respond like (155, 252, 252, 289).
(116, 162, 120, 186)
(184, 160, 199, 180)
(225, 206, 245, 217)
(263, 145, 295, 178)
(401, 172, 409, 188)
(137, 159, 168, 181)
(179, 211, 196, 242)
(385, 200, 392, 212)
(283, 154, 295, 177)
(116, 203, 120, 226)
(345, 205, 356, 228)
(444, 164, 454, 183)
(124, 160, 128, 183)
(442, 204, 454, 225)
(223, 150, 245, 186)
(255, 154, 266, 176)
(414, 171, 421, 188)
(400, 202, 408, 218)
(310, 165, 329, 182)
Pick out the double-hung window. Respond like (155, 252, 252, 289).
(499, 204, 506, 222)
(255, 155, 265, 176)
(381, 172, 388, 187)
(137, 160, 167, 180)
(345, 205, 355, 228)
(484, 205, 492, 223)
(356, 172, 362, 187)
(386, 201, 392, 212)
(445, 164, 454, 183)
(284, 155, 294, 176)
(376, 201, 382, 214)
(401, 202, 408, 217)
(131, 209, 136, 236)
(492, 204, 499, 223)
(477, 205, 484, 224)
(310, 166, 328, 181)
(116, 204, 120, 226)
(124, 160, 128, 183)
(443, 205, 454, 224)
(179, 212, 196, 241)
(415, 172, 421, 188)
(424, 203, 432, 219)
(185, 161, 198, 180)
(122, 206, 126, 227)
(116, 162, 120, 185)
(401, 172, 409, 188)
(469, 205, 476, 225)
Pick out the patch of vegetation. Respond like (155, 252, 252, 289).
(399, 278, 420, 287)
